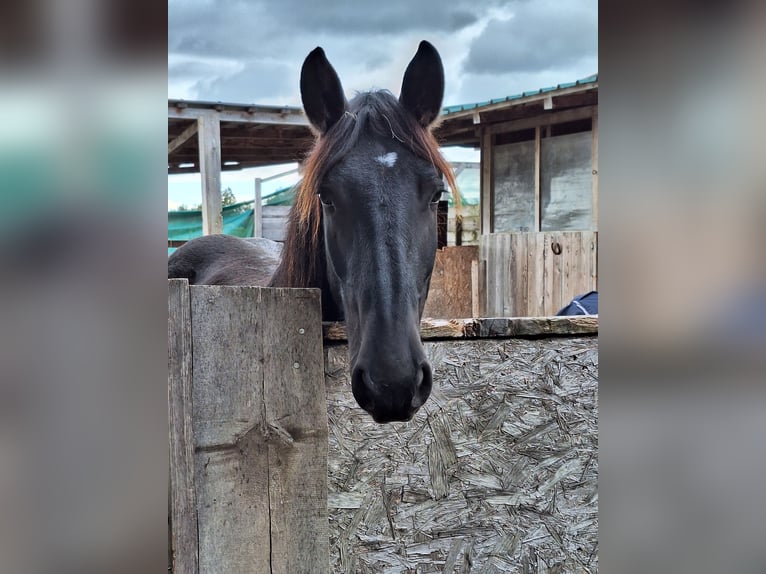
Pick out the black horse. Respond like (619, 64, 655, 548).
(168, 41, 457, 423)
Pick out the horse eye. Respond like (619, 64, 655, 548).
(430, 190, 445, 204)
(319, 193, 334, 207)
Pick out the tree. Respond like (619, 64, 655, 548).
(173, 187, 237, 212)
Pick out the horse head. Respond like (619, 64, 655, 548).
(299, 41, 452, 423)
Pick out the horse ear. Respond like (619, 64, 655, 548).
(300, 47, 347, 134)
(399, 41, 445, 128)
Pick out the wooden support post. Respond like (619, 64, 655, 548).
(254, 177, 263, 237)
(168, 285, 329, 573)
(534, 125, 541, 232)
(591, 110, 599, 231)
(480, 129, 493, 234)
(198, 113, 223, 235)
(168, 279, 199, 574)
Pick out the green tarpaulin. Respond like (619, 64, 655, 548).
(168, 200, 254, 254)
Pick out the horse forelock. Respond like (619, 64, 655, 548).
(278, 90, 458, 289)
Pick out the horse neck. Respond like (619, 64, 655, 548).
(268, 209, 342, 321)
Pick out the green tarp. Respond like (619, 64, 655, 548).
(168, 200, 254, 254)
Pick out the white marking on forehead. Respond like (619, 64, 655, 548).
(375, 152, 397, 168)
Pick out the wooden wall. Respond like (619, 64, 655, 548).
(480, 231, 598, 317)
(325, 333, 598, 573)
(168, 282, 599, 573)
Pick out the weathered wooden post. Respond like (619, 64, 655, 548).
(168, 280, 329, 573)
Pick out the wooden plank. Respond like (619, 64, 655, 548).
(168, 279, 199, 574)
(550, 232, 563, 315)
(168, 121, 199, 155)
(478, 259, 487, 318)
(487, 106, 597, 136)
(534, 126, 541, 232)
(529, 233, 545, 316)
(593, 231, 599, 289)
(591, 110, 599, 231)
(254, 178, 263, 238)
(471, 259, 479, 318)
(542, 233, 554, 317)
(511, 233, 528, 317)
(480, 234, 497, 316)
(260, 289, 329, 574)
(198, 113, 223, 235)
(561, 232, 576, 312)
(190, 286, 271, 573)
(189, 286, 328, 574)
(322, 316, 598, 341)
(423, 246, 479, 319)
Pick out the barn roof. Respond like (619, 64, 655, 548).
(168, 73, 598, 173)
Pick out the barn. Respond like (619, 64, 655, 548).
(167, 74, 598, 318)
(167, 75, 598, 573)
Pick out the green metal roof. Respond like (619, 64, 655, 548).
(442, 74, 597, 115)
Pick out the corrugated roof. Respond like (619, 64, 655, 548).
(441, 74, 598, 115)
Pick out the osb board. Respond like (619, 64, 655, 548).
(325, 336, 598, 573)
(423, 246, 479, 319)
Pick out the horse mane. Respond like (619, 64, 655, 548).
(269, 90, 458, 289)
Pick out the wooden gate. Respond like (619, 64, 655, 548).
(480, 231, 598, 317)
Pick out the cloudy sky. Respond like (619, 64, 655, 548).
(169, 0, 597, 107)
(168, 0, 597, 208)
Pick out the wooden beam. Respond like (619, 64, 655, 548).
(534, 125, 541, 232)
(168, 121, 199, 156)
(167, 279, 200, 574)
(170, 106, 309, 126)
(198, 113, 223, 235)
(254, 178, 263, 238)
(322, 316, 598, 341)
(487, 106, 596, 135)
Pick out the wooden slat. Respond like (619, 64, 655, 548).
(551, 232, 563, 314)
(260, 289, 329, 574)
(511, 233, 528, 316)
(322, 316, 597, 341)
(530, 233, 546, 316)
(198, 113, 223, 235)
(168, 279, 199, 574)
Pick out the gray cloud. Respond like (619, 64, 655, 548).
(464, 0, 597, 74)
(168, 0, 597, 106)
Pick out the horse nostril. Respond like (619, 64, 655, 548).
(411, 363, 433, 409)
(351, 367, 375, 413)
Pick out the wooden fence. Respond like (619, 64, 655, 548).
(480, 231, 598, 317)
(168, 280, 599, 573)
